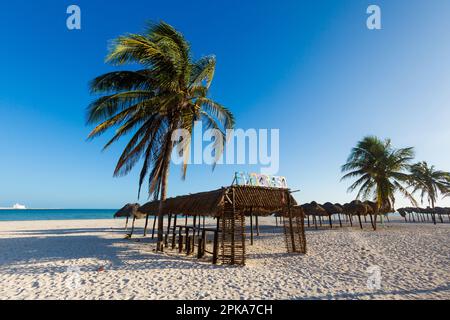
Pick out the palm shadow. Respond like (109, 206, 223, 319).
(292, 283, 450, 300)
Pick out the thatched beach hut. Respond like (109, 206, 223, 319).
(139, 185, 306, 266)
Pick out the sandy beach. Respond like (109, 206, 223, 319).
(0, 217, 449, 300)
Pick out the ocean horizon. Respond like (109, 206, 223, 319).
(0, 209, 126, 221)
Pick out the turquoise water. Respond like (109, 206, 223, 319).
(0, 209, 119, 221)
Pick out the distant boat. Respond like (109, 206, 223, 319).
(12, 204, 27, 210)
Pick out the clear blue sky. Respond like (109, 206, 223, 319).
(1, 0, 450, 209)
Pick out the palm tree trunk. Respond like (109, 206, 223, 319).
(431, 200, 437, 225)
(157, 179, 168, 251)
(156, 137, 174, 252)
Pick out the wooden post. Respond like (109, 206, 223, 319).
(165, 214, 172, 247)
(212, 230, 219, 265)
(197, 237, 203, 259)
(250, 211, 254, 246)
(202, 229, 206, 256)
(349, 214, 353, 227)
(186, 236, 191, 255)
(178, 228, 183, 253)
(337, 213, 342, 228)
(172, 215, 178, 250)
(275, 215, 278, 227)
(193, 216, 197, 244)
(185, 227, 189, 253)
(143, 214, 150, 237)
(130, 217, 136, 237)
(125, 216, 129, 230)
(313, 216, 318, 230)
(328, 214, 333, 229)
(255, 215, 260, 236)
(307, 215, 310, 228)
(357, 214, 363, 229)
(151, 216, 157, 239)
(369, 213, 375, 230)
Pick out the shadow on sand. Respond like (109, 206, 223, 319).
(293, 283, 450, 300)
(0, 227, 231, 275)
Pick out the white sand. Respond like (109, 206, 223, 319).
(0, 217, 449, 300)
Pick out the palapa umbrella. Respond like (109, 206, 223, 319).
(321, 202, 343, 228)
(341, 203, 354, 227)
(346, 200, 367, 229)
(397, 208, 408, 222)
(301, 202, 327, 229)
(114, 203, 145, 237)
(363, 200, 379, 230)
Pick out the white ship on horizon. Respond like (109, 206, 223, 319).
(0, 204, 27, 210)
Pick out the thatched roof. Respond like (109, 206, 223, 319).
(139, 185, 297, 217)
(300, 202, 328, 216)
(343, 200, 367, 215)
(322, 202, 343, 215)
(114, 203, 146, 219)
(398, 207, 440, 214)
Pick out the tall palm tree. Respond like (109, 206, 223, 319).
(86, 22, 234, 250)
(408, 161, 450, 224)
(341, 136, 416, 230)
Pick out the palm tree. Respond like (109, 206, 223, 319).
(341, 136, 416, 230)
(408, 161, 450, 224)
(86, 21, 234, 250)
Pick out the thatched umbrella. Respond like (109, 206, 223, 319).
(114, 203, 145, 237)
(346, 200, 367, 229)
(363, 200, 378, 230)
(321, 202, 343, 228)
(397, 208, 408, 222)
(301, 202, 327, 229)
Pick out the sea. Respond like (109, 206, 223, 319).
(0, 209, 119, 221)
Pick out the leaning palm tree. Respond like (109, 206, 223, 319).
(408, 161, 450, 224)
(86, 21, 234, 251)
(341, 136, 417, 230)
